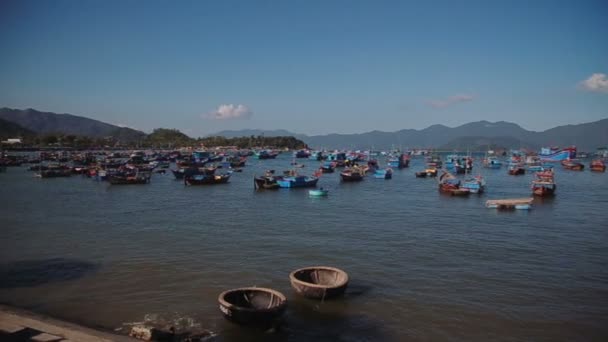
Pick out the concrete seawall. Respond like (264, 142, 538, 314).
(0, 305, 136, 341)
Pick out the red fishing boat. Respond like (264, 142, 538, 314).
(590, 159, 606, 172)
(531, 169, 556, 197)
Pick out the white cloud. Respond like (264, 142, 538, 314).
(427, 94, 475, 108)
(205, 104, 253, 120)
(579, 73, 608, 93)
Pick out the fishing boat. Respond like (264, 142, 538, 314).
(539, 146, 577, 162)
(294, 150, 310, 158)
(388, 153, 410, 168)
(374, 168, 393, 179)
(590, 159, 606, 172)
(308, 188, 329, 197)
(483, 156, 502, 169)
(319, 161, 335, 173)
(415, 165, 436, 177)
(108, 173, 151, 185)
(461, 175, 486, 194)
(277, 175, 319, 188)
(561, 159, 584, 171)
(340, 167, 364, 182)
(185, 173, 231, 185)
(445, 155, 472, 174)
(486, 198, 533, 210)
(255, 150, 279, 159)
(37, 168, 72, 178)
(415, 171, 427, 178)
(531, 169, 556, 197)
(508, 162, 526, 175)
(438, 171, 470, 196)
(218, 287, 287, 326)
(289, 266, 349, 299)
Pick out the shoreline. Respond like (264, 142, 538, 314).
(0, 304, 136, 341)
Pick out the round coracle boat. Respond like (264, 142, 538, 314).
(289, 266, 349, 299)
(218, 287, 287, 326)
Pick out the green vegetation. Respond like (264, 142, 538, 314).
(199, 135, 306, 149)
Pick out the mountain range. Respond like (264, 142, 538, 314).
(0, 108, 146, 143)
(1, 107, 606, 151)
(214, 119, 608, 151)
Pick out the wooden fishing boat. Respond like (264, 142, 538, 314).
(289, 266, 349, 299)
(108, 173, 150, 184)
(340, 167, 364, 182)
(373, 168, 393, 179)
(438, 171, 470, 196)
(532, 168, 556, 197)
(589, 159, 606, 172)
(461, 175, 486, 194)
(254, 175, 280, 190)
(415, 171, 427, 178)
(508, 163, 526, 175)
(561, 159, 584, 171)
(319, 161, 335, 173)
(185, 173, 230, 185)
(218, 287, 287, 326)
(277, 175, 319, 188)
(486, 198, 533, 210)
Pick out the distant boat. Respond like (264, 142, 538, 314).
(531, 169, 556, 197)
(255, 150, 279, 159)
(461, 175, 486, 194)
(438, 171, 470, 196)
(108, 173, 150, 185)
(539, 146, 577, 162)
(308, 188, 329, 196)
(387, 153, 410, 168)
(184, 173, 230, 185)
(590, 159, 606, 172)
(340, 167, 364, 182)
(277, 175, 319, 188)
(319, 161, 335, 173)
(561, 159, 584, 171)
(486, 198, 533, 210)
(508, 161, 526, 175)
(374, 168, 393, 179)
(483, 156, 502, 169)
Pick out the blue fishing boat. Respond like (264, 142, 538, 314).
(374, 168, 393, 179)
(255, 150, 279, 159)
(461, 175, 486, 194)
(294, 150, 310, 158)
(277, 175, 319, 188)
(445, 155, 472, 174)
(539, 146, 576, 162)
(319, 161, 335, 173)
(387, 153, 410, 168)
(483, 156, 502, 169)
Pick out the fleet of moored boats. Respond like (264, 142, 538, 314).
(1, 146, 606, 209)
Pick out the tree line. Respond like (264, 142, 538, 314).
(5, 128, 307, 150)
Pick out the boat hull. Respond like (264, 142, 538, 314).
(218, 287, 287, 326)
(289, 266, 349, 299)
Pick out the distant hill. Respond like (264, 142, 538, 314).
(0, 118, 35, 139)
(0, 108, 146, 143)
(215, 119, 608, 151)
(210, 129, 306, 140)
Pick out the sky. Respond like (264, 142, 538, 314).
(1, 0, 607, 137)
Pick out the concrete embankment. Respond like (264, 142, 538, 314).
(0, 304, 136, 341)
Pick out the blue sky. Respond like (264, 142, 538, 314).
(1, 0, 607, 137)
